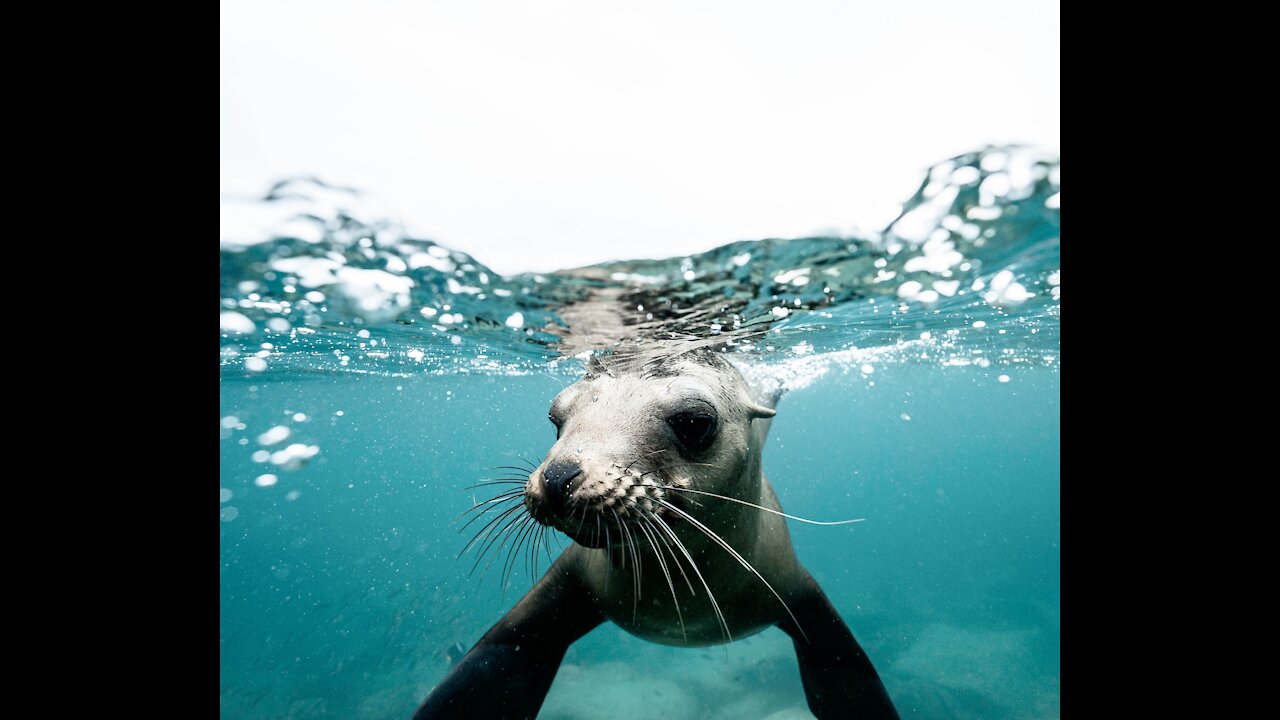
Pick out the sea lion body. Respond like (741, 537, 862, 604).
(414, 351, 898, 719)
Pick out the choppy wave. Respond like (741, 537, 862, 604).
(219, 145, 1059, 379)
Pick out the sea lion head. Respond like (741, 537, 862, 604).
(524, 349, 775, 548)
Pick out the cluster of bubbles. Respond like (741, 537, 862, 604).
(219, 406, 342, 522)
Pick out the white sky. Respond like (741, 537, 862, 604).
(220, 0, 1059, 276)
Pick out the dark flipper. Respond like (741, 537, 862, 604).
(778, 573, 900, 720)
(411, 557, 604, 720)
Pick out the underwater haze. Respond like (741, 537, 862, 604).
(219, 146, 1060, 719)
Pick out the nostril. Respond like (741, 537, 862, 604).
(542, 461, 583, 510)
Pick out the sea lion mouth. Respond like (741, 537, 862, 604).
(550, 506, 664, 549)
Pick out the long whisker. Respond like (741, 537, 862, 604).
(459, 503, 525, 558)
(623, 448, 669, 475)
(603, 521, 612, 593)
(462, 486, 517, 512)
(647, 510, 695, 596)
(663, 487, 865, 526)
(533, 524, 549, 582)
(656, 498, 807, 643)
(464, 480, 526, 490)
(492, 464, 536, 473)
(647, 510, 731, 643)
(637, 517, 686, 641)
(455, 492, 522, 526)
(541, 522, 556, 565)
(626, 523, 642, 621)
(504, 516, 541, 590)
(528, 524, 544, 584)
(610, 509, 641, 622)
(482, 518, 528, 580)
(460, 485, 523, 504)
(473, 513, 528, 581)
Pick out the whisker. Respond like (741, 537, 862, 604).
(570, 499, 590, 534)
(603, 521, 612, 593)
(483, 516, 524, 588)
(531, 524, 547, 583)
(469, 509, 527, 573)
(459, 503, 525, 558)
(504, 517, 540, 590)
(464, 480, 526, 490)
(492, 465, 536, 474)
(541, 522, 556, 565)
(459, 491, 522, 509)
(647, 511, 695, 596)
(455, 492, 522, 526)
(637, 517, 686, 642)
(626, 522, 642, 623)
(623, 448, 669, 475)
(609, 509, 641, 614)
(655, 499, 808, 643)
(528, 524, 542, 584)
(477, 516, 528, 584)
(663, 487, 865, 526)
(647, 510, 731, 643)
(456, 501, 522, 537)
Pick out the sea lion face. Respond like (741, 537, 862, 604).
(524, 353, 774, 548)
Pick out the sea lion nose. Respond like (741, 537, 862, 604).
(542, 461, 582, 511)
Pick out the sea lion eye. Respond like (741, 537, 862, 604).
(549, 412, 563, 439)
(667, 412, 718, 454)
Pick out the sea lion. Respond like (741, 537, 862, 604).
(412, 349, 899, 719)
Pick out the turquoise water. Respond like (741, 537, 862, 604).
(220, 146, 1060, 719)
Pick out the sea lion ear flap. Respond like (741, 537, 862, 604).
(746, 402, 777, 419)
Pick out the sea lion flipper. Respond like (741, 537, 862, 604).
(779, 573, 901, 720)
(411, 559, 603, 720)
